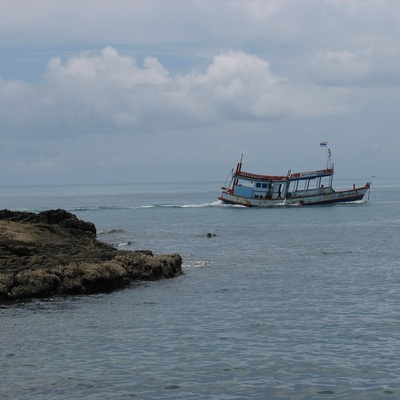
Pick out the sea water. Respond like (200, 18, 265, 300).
(1, 178, 400, 399)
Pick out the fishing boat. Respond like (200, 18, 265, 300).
(218, 146, 371, 207)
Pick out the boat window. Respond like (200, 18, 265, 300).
(255, 183, 261, 188)
(262, 183, 268, 188)
(254, 194, 259, 199)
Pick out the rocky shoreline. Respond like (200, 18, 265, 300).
(0, 209, 182, 301)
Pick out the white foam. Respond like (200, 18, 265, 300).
(183, 260, 209, 268)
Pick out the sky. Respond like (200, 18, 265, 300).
(1, 0, 399, 186)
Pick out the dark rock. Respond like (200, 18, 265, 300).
(0, 209, 182, 301)
(0, 209, 96, 235)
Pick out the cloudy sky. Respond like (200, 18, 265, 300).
(1, 0, 399, 185)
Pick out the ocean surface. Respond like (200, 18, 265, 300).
(1, 177, 399, 399)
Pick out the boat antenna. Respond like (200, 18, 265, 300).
(236, 153, 243, 174)
(327, 148, 332, 169)
(320, 142, 331, 169)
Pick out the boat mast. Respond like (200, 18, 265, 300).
(321, 142, 333, 187)
(320, 142, 331, 169)
(326, 148, 332, 169)
(327, 147, 334, 187)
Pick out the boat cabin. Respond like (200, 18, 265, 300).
(230, 167, 334, 201)
(286, 168, 334, 198)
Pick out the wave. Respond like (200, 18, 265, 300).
(338, 200, 367, 205)
(69, 206, 138, 212)
(69, 201, 225, 211)
(116, 241, 133, 247)
(97, 228, 126, 235)
(183, 260, 209, 268)
(161, 201, 222, 208)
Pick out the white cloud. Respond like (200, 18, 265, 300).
(1, 1, 400, 183)
(310, 45, 400, 87)
(0, 47, 350, 142)
(311, 49, 372, 85)
(46, 47, 171, 86)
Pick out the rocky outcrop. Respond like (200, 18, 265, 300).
(0, 209, 182, 301)
(0, 208, 97, 234)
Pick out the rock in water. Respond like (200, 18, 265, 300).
(0, 209, 182, 301)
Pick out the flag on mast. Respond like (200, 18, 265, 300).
(320, 142, 328, 147)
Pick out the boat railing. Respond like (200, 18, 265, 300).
(235, 168, 334, 182)
(289, 168, 334, 180)
(235, 170, 287, 181)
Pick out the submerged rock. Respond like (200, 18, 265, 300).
(0, 209, 182, 301)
